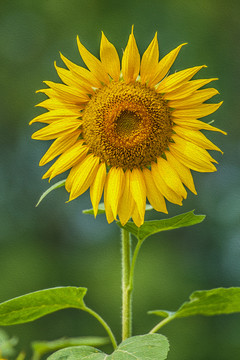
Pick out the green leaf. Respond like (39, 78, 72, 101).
(36, 179, 66, 207)
(83, 203, 153, 215)
(109, 334, 169, 359)
(150, 287, 240, 320)
(118, 210, 205, 241)
(0, 287, 87, 325)
(47, 334, 169, 360)
(32, 337, 109, 360)
(47, 346, 106, 360)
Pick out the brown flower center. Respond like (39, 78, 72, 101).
(82, 81, 173, 169)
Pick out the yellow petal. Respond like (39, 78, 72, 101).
(65, 162, 81, 192)
(48, 141, 88, 180)
(165, 151, 197, 194)
(169, 134, 217, 172)
(31, 119, 82, 140)
(36, 88, 87, 109)
(173, 126, 223, 153)
(142, 167, 168, 213)
(103, 171, 117, 224)
(122, 26, 140, 84)
(54, 62, 95, 95)
(157, 157, 187, 199)
(60, 52, 100, 88)
(77, 36, 109, 85)
(90, 162, 107, 217)
(173, 117, 227, 135)
(30, 109, 80, 125)
(39, 130, 80, 166)
(172, 101, 223, 118)
(41, 164, 54, 181)
(43, 81, 90, 103)
(131, 204, 144, 227)
(140, 32, 159, 84)
(151, 162, 183, 205)
(118, 169, 135, 226)
(164, 78, 218, 100)
(69, 154, 100, 201)
(156, 65, 206, 93)
(148, 43, 187, 87)
(100, 32, 120, 81)
(36, 98, 80, 111)
(42, 140, 87, 179)
(104, 167, 125, 220)
(169, 88, 219, 109)
(130, 168, 146, 222)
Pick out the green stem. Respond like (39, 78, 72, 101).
(121, 228, 132, 341)
(84, 306, 117, 349)
(129, 239, 143, 292)
(149, 315, 176, 334)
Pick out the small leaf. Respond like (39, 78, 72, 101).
(83, 202, 153, 215)
(150, 287, 240, 320)
(118, 210, 205, 241)
(36, 179, 66, 207)
(0, 287, 87, 325)
(47, 334, 169, 360)
(32, 337, 109, 360)
(47, 346, 106, 360)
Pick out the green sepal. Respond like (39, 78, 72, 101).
(32, 337, 110, 360)
(83, 203, 153, 215)
(36, 179, 66, 207)
(118, 210, 205, 241)
(83, 202, 108, 215)
(47, 334, 169, 360)
(0, 287, 87, 325)
(149, 287, 240, 322)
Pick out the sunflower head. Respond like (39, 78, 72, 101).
(31, 27, 226, 227)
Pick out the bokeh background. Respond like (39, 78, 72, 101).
(0, 0, 240, 359)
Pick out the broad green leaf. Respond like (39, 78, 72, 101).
(0, 287, 87, 325)
(47, 334, 169, 360)
(36, 179, 66, 207)
(118, 210, 205, 241)
(83, 203, 153, 215)
(32, 337, 109, 360)
(150, 287, 240, 321)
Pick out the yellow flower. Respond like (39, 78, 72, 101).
(31, 27, 226, 227)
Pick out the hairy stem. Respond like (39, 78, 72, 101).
(129, 239, 143, 292)
(121, 228, 132, 340)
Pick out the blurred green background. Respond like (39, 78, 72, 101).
(0, 0, 240, 359)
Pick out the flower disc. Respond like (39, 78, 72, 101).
(82, 81, 173, 169)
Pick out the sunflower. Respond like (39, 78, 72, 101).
(30, 27, 226, 227)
